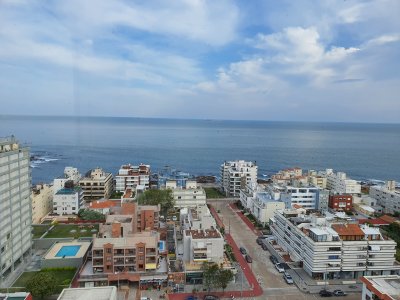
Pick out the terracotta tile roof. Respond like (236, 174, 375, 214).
(332, 223, 365, 236)
(358, 219, 389, 226)
(379, 215, 397, 224)
(292, 204, 303, 209)
(89, 200, 119, 209)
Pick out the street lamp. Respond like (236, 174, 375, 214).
(114, 271, 120, 290)
(240, 267, 245, 298)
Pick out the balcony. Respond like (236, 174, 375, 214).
(93, 250, 103, 257)
(93, 259, 103, 266)
(114, 250, 124, 256)
(125, 249, 135, 256)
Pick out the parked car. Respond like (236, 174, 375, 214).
(203, 296, 219, 300)
(239, 247, 247, 255)
(172, 215, 178, 221)
(245, 254, 252, 263)
(185, 296, 198, 300)
(261, 243, 268, 251)
(319, 290, 333, 297)
(283, 272, 294, 284)
(270, 255, 278, 264)
(333, 290, 347, 297)
(275, 263, 285, 273)
(256, 236, 265, 245)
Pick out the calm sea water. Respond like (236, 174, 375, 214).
(1, 115, 399, 184)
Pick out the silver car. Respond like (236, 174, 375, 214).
(283, 272, 294, 284)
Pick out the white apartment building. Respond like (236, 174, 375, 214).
(369, 181, 400, 214)
(182, 229, 224, 264)
(281, 185, 319, 210)
(79, 168, 113, 201)
(0, 136, 32, 279)
(325, 169, 361, 194)
(168, 180, 206, 208)
(180, 204, 216, 231)
(270, 209, 399, 280)
(53, 167, 81, 194)
(220, 160, 257, 197)
(32, 184, 53, 224)
(53, 184, 83, 215)
(361, 275, 400, 300)
(240, 182, 285, 225)
(115, 164, 150, 192)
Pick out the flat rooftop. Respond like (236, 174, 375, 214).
(57, 286, 117, 300)
(362, 275, 400, 300)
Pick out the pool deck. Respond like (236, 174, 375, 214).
(44, 240, 91, 260)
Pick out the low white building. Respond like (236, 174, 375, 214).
(57, 286, 117, 300)
(180, 204, 216, 230)
(220, 160, 257, 197)
(53, 185, 83, 215)
(325, 169, 361, 194)
(270, 209, 400, 280)
(168, 180, 206, 208)
(361, 275, 400, 300)
(115, 163, 150, 192)
(53, 167, 81, 194)
(369, 181, 400, 214)
(281, 185, 319, 210)
(182, 228, 224, 264)
(240, 183, 285, 225)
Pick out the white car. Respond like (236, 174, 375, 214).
(275, 263, 285, 273)
(172, 216, 177, 221)
(283, 272, 294, 284)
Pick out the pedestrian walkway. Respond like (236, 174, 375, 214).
(228, 203, 262, 236)
(168, 205, 263, 300)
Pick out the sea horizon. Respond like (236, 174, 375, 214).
(1, 114, 400, 184)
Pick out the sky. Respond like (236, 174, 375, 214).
(0, 0, 399, 123)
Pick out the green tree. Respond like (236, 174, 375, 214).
(26, 272, 57, 299)
(78, 209, 105, 221)
(216, 268, 234, 293)
(138, 189, 175, 214)
(202, 262, 219, 292)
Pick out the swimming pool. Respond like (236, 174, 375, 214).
(55, 245, 81, 257)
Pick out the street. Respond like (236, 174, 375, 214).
(210, 200, 362, 300)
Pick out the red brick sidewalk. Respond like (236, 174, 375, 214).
(168, 205, 263, 300)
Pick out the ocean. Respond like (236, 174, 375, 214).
(1, 115, 399, 184)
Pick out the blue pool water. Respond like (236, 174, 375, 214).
(55, 245, 81, 257)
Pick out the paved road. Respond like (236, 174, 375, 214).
(210, 201, 361, 300)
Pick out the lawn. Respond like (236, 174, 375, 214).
(44, 224, 99, 238)
(204, 187, 226, 199)
(13, 268, 76, 288)
(32, 225, 51, 239)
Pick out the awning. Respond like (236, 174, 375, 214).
(145, 263, 157, 270)
(140, 275, 168, 281)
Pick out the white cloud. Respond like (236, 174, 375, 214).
(55, 0, 239, 46)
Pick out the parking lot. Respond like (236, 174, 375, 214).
(210, 200, 361, 300)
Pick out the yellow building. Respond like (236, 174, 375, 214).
(32, 184, 53, 224)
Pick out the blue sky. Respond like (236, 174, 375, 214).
(0, 0, 399, 122)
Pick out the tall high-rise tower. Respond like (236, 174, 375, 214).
(0, 136, 32, 280)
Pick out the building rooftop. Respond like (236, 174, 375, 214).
(93, 231, 159, 248)
(185, 228, 222, 239)
(90, 200, 119, 209)
(331, 223, 365, 236)
(361, 275, 400, 300)
(56, 187, 81, 195)
(57, 286, 117, 300)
